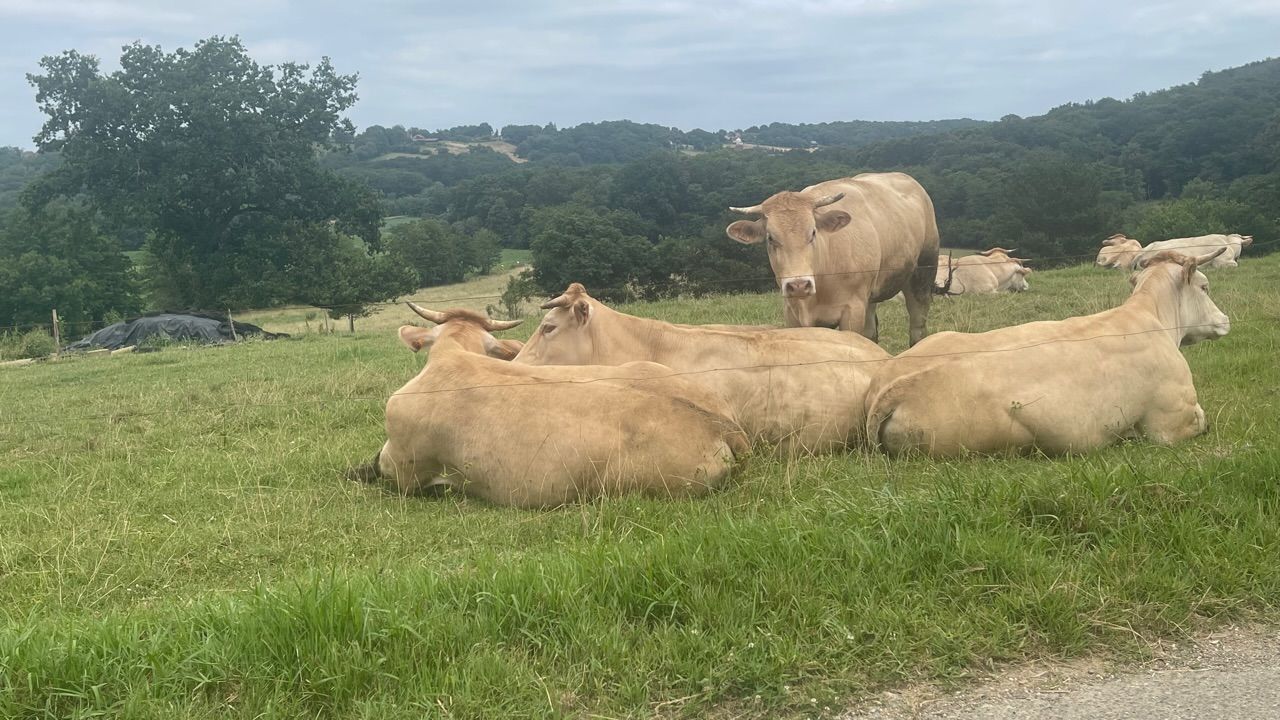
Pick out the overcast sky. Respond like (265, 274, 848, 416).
(2, 0, 1278, 148)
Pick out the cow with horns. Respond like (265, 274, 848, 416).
(725, 172, 941, 346)
(351, 303, 749, 508)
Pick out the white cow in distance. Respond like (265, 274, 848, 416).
(935, 247, 1033, 295)
(1098, 233, 1251, 270)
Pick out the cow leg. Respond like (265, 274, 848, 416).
(379, 443, 447, 495)
(1141, 401, 1209, 445)
(903, 262, 935, 346)
(862, 302, 880, 343)
(783, 302, 802, 328)
(784, 300, 815, 328)
(838, 300, 871, 338)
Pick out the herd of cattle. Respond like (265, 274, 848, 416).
(350, 172, 1245, 508)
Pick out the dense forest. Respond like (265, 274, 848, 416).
(318, 58, 1279, 299)
(3, 49, 1277, 328)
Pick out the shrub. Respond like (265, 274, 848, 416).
(0, 329, 56, 361)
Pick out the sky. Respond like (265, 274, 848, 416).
(2, 0, 1278, 148)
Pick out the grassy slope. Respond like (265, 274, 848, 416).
(1, 257, 1278, 718)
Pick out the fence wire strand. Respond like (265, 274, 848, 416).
(1, 239, 1272, 336)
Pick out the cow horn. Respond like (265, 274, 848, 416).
(484, 318, 524, 332)
(541, 294, 571, 310)
(540, 283, 589, 309)
(728, 204, 764, 215)
(406, 302, 447, 325)
(1192, 247, 1227, 267)
(812, 192, 845, 209)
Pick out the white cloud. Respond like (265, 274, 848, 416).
(1, 0, 1278, 145)
(0, 0, 195, 26)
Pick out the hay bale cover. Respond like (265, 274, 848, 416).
(65, 312, 286, 352)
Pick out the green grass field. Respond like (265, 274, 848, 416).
(2, 256, 1279, 718)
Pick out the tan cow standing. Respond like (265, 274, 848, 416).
(726, 172, 941, 346)
(514, 283, 891, 455)
(365, 305, 748, 508)
(935, 247, 1033, 295)
(866, 249, 1231, 457)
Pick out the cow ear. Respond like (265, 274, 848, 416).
(482, 334, 522, 360)
(726, 219, 765, 245)
(815, 210, 851, 234)
(1016, 266, 1032, 275)
(399, 325, 438, 353)
(573, 299, 591, 325)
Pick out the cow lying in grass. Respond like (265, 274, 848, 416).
(514, 283, 890, 455)
(935, 247, 1033, 295)
(866, 249, 1231, 456)
(1098, 233, 1251, 270)
(357, 304, 748, 508)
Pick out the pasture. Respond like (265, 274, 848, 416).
(2, 256, 1279, 718)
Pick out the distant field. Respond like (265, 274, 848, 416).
(498, 247, 531, 268)
(380, 215, 418, 229)
(2, 256, 1279, 718)
(373, 139, 526, 164)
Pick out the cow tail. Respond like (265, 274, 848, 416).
(934, 255, 956, 296)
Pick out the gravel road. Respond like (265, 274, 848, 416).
(841, 625, 1280, 720)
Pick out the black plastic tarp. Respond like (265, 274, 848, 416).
(65, 312, 287, 351)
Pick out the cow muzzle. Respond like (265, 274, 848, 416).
(782, 276, 816, 298)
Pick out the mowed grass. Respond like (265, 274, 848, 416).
(2, 256, 1280, 718)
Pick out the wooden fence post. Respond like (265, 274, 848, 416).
(227, 309, 239, 341)
(51, 309, 60, 360)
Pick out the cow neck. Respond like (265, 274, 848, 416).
(587, 303, 675, 363)
(428, 328, 491, 364)
(1124, 266, 1186, 346)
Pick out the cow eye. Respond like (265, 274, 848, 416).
(766, 234, 779, 248)
(542, 324, 556, 335)
(808, 229, 817, 244)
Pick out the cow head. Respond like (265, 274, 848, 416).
(725, 191, 852, 299)
(1007, 265, 1032, 292)
(1134, 249, 1230, 345)
(398, 303, 523, 358)
(513, 283, 595, 365)
(1097, 234, 1143, 269)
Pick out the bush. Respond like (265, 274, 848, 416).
(489, 271, 539, 320)
(0, 329, 56, 361)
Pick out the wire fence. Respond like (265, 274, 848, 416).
(0, 239, 1271, 337)
(2, 317, 1270, 436)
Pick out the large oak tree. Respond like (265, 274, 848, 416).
(25, 36, 409, 310)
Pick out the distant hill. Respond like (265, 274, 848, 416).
(843, 58, 1280, 199)
(737, 119, 987, 149)
(320, 116, 992, 213)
